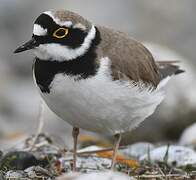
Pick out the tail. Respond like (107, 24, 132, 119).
(156, 61, 185, 80)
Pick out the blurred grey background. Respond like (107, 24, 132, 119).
(0, 0, 195, 148)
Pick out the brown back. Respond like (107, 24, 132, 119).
(97, 26, 161, 87)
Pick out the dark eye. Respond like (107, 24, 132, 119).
(53, 28, 69, 39)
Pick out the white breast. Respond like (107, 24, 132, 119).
(38, 57, 167, 135)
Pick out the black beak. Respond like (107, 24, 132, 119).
(14, 38, 38, 53)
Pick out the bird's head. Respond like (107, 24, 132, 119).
(14, 10, 97, 61)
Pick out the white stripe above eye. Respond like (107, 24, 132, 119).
(44, 11, 73, 27)
(33, 24, 47, 36)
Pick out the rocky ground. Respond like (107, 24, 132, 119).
(0, 123, 196, 180)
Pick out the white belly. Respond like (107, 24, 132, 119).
(38, 58, 166, 135)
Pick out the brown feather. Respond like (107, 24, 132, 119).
(54, 10, 91, 31)
(97, 26, 161, 87)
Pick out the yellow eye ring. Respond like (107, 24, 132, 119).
(53, 28, 69, 39)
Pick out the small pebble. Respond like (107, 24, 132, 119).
(57, 171, 135, 180)
(120, 142, 155, 158)
(62, 156, 112, 172)
(5, 170, 27, 179)
(140, 145, 196, 167)
(0, 151, 39, 171)
(179, 123, 196, 146)
(25, 166, 52, 178)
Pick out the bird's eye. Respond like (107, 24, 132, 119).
(53, 28, 69, 39)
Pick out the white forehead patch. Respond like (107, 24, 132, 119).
(43, 11, 73, 27)
(73, 23, 87, 30)
(33, 24, 47, 36)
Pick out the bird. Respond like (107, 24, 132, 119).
(14, 10, 184, 171)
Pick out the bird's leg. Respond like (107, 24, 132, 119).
(29, 100, 45, 151)
(72, 127, 79, 172)
(111, 133, 122, 169)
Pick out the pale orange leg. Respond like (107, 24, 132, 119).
(111, 133, 122, 169)
(72, 127, 79, 172)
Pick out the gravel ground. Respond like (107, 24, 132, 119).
(0, 133, 196, 179)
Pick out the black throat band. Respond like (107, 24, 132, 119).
(33, 27, 101, 93)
